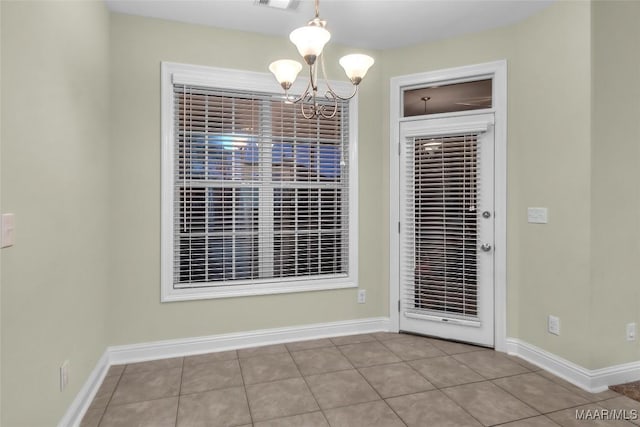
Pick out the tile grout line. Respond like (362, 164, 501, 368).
(432, 387, 490, 427)
(252, 409, 328, 425)
(445, 357, 550, 422)
(367, 335, 507, 426)
(333, 338, 409, 427)
(542, 400, 618, 417)
(181, 349, 238, 367)
(285, 341, 332, 426)
(450, 345, 615, 413)
(174, 357, 185, 427)
(485, 414, 559, 427)
(95, 368, 126, 427)
(355, 372, 409, 427)
(236, 350, 255, 426)
(537, 371, 623, 403)
(504, 354, 545, 372)
(441, 356, 541, 385)
(95, 364, 184, 408)
(489, 371, 573, 417)
(99, 392, 188, 409)
(403, 345, 540, 427)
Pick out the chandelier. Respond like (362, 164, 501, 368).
(268, 0, 374, 119)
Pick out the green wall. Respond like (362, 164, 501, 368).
(107, 14, 385, 345)
(0, 2, 3, 423)
(108, 0, 639, 371)
(1, 1, 640, 425)
(381, 1, 594, 367)
(379, 0, 640, 370)
(0, 1, 111, 426)
(590, 0, 640, 368)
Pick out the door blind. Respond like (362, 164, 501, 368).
(403, 134, 480, 320)
(174, 84, 350, 288)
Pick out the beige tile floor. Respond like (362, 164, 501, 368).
(80, 332, 640, 427)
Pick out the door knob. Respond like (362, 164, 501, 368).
(480, 243, 492, 252)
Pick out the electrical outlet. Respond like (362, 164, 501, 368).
(357, 289, 366, 304)
(548, 315, 560, 335)
(60, 360, 70, 391)
(627, 323, 637, 341)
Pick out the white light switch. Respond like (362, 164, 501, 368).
(548, 315, 560, 335)
(1, 213, 15, 248)
(527, 207, 548, 224)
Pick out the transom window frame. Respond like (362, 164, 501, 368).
(161, 62, 359, 302)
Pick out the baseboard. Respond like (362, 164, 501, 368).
(107, 316, 391, 364)
(506, 337, 640, 393)
(60, 316, 391, 426)
(57, 351, 109, 427)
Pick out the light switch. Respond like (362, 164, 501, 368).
(527, 207, 548, 224)
(1, 213, 15, 248)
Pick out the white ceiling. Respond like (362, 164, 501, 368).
(105, 0, 554, 50)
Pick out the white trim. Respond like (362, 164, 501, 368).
(506, 338, 640, 393)
(399, 108, 496, 123)
(107, 317, 389, 365)
(400, 115, 494, 138)
(59, 317, 390, 426)
(398, 113, 495, 347)
(492, 61, 508, 353)
(57, 351, 110, 427)
(405, 311, 481, 328)
(160, 62, 359, 302)
(168, 62, 348, 100)
(389, 60, 507, 351)
(163, 280, 357, 302)
(160, 62, 174, 304)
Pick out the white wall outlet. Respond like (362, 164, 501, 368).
(1, 213, 15, 248)
(548, 315, 560, 335)
(60, 360, 70, 391)
(357, 289, 366, 304)
(627, 323, 637, 341)
(527, 207, 548, 224)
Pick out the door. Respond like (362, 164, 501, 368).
(399, 113, 495, 347)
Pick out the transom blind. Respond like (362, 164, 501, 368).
(403, 134, 480, 319)
(174, 84, 350, 288)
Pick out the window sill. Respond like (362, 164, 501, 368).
(161, 279, 357, 302)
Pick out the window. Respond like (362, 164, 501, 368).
(403, 79, 492, 117)
(161, 63, 358, 301)
(408, 134, 479, 318)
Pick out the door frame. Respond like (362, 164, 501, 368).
(389, 60, 507, 351)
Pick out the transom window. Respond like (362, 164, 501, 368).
(161, 63, 358, 301)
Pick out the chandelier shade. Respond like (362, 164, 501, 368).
(289, 25, 331, 64)
(268, 59, 303, 90)
(339, 54, 375, 85)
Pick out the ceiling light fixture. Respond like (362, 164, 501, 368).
(268, 0, 374, 119)
(421, 96, 431, 114)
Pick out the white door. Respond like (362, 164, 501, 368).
(399, 113, 495, 347)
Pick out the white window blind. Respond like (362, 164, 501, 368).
(173, 84, 350, 290)
(403, 134, 479, 320)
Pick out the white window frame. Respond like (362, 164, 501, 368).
(161, 62, 359, 302)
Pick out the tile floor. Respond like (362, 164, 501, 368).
(80, 332, 639, 427)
